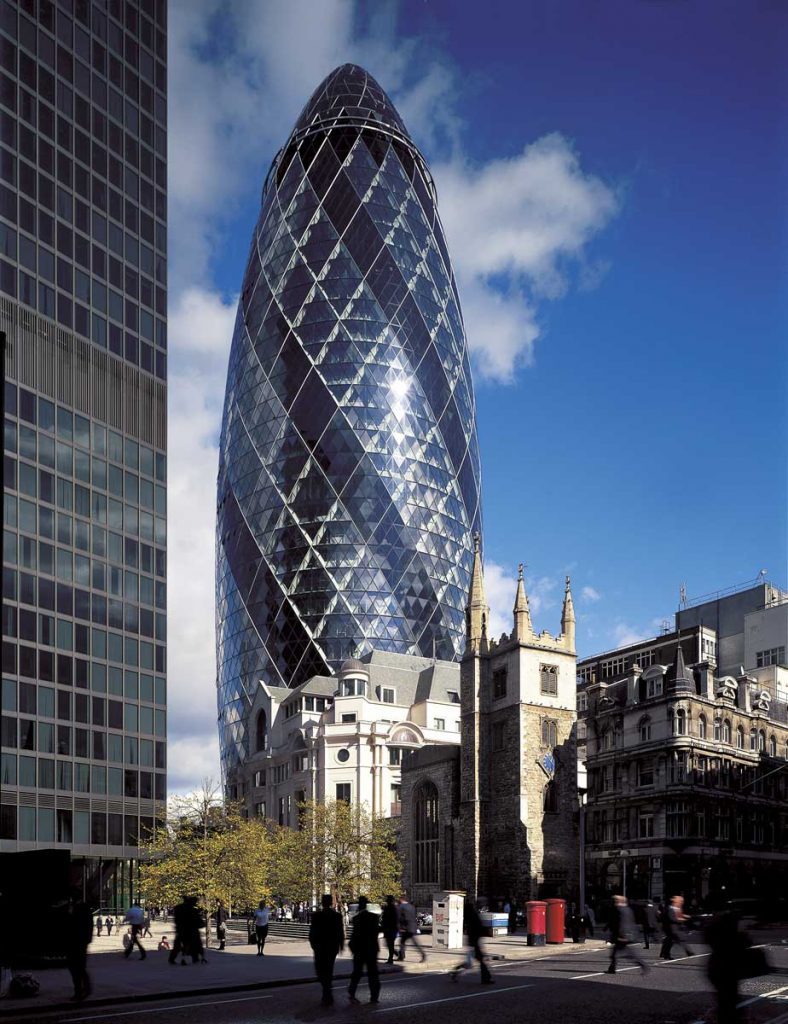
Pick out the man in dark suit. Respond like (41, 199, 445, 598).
(348, 896, 381, 1004)
(608, 894, 649, 974)
(309, 893, 345, 1006)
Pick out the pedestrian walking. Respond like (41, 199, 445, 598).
(348, 896, 381, 1004)
(507, 899, 518, 936)
(95, 915, 103, 938)
(584, 901, 596, 938)
(169, 896, 206, 965)
(309, 893, 345, 1007)
(214, 901, 228, 951)
(641, 901, 658, 949)
(105, 915, 114, 936)
(65, 889, 94, 1002)
(607, 895, 649, 974)
(659, 895, 694, 960)
(705, 912, 746, 1024)
(142, 913, 153, 939)
(381, 895, 399, 965)
(449, 901, 494, 984)
(122, 902, 146, 960)
(397, 894, 426, 962)
(253, 901, 270, 956)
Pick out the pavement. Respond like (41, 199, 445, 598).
(1, 927, 787, 1024)
(0, 919, 608, 1017)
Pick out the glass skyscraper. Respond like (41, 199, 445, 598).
(0, 0, 167, 906)
(217, 65, 481, 776)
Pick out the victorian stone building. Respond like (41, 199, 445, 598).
(578, 582, 788, 906)
(400, 538, 579, 906)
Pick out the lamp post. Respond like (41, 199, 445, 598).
(578, 788, 587, 920)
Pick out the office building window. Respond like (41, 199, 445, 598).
(335, 783, 351, 804)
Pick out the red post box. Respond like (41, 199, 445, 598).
(526, 900, 547, 946)
(546, 898, 566, 944)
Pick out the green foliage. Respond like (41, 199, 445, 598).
(139, 781, 273, 913)
(139, 784, 401, 915)
(273, 800, 401, 908)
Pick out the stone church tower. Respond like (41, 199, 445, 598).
(400, 539, 579, 907)
(459, 545, 579, 903)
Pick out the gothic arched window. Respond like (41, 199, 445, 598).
(698, 714, 707, 740)
(723, 719, 732, 743)
(413, 781, 440, 885)
(736, 726, 744, 749)
(255, 710, 268, 752)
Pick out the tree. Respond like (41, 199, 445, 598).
(139, 779, 274, 934)
(271, 800, 401, 909)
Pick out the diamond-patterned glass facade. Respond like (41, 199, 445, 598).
(216, 65, 482, 775)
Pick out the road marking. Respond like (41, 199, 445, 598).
(64, 992, 274, 1022)
(738, 986, 788, 1009)
(374, 982, 534, 1012)
(656, 953, 710, 965)
(571, 966, 642, 979)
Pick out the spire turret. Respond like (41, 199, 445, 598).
(512, 563, 533, 641)
(669, 637, 694, 694)
(465, 532, 489, 652)
(561, 575, 576, 651)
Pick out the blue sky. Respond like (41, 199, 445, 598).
(164, 1, 787, 789)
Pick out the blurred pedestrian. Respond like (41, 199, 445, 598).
(309, 893, 345, 1007)
(122, 902, 146, 960)
(214, 901, 228, 951)
(142, 913, 153, 939)
(157, 935, 171, 952)
(508, 899, 518, 935)
(381, 895, 399, 965)
(641, 901, 658, 949)
(706, 912, 745, 1024)
(584, 902, 596, 938)
(450, 901, 493, 984)
(348, 896, 381, 1004)
(65, 889, 94, 1002)
(169, 895, 206, 965)
(607, 895, 648, 974)
(253, 901, 270, 956)
(95, 915, 103, 938)
(105, 915, 114, 936)
(659, 895, 694, 960)
(397, 894, 426, 963)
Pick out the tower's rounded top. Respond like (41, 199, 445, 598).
(340, 657, 368, 676)
(293, 63, 408, 139)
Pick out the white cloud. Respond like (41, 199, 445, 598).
(165, 287, 236, 788)
(484, 561, 561, 641)
(164, 1, 619, 793)
(581, 585, 602, 603)
(611, 622, 649, 648)
(436, 135, 619, 381)
(484, 560, 516, 640)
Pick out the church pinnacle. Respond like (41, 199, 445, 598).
(561, 575, 576, 651)
(465, 532, 489, 651)
(512, 563, 533, 641)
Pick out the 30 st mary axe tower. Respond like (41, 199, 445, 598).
(217, 65, 481, 774)
(0, 0, 168, 905)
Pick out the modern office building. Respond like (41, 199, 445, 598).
(577, 581, 788, 905)
(0, 0, 168, 907)
(216, 64, 482, 778)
